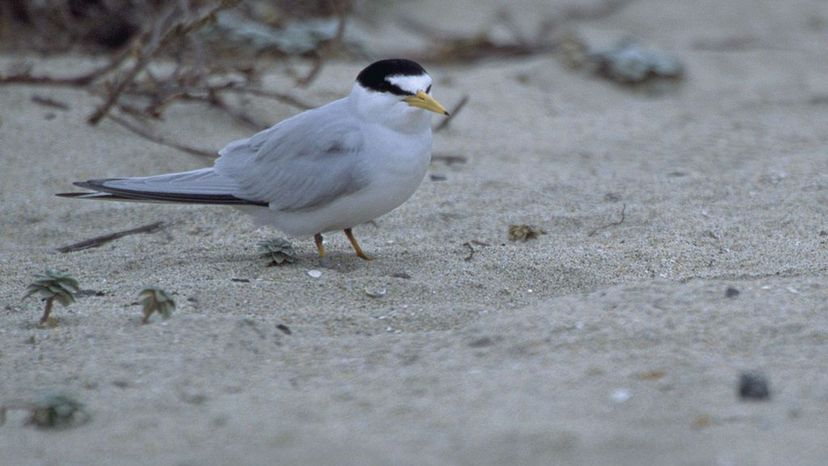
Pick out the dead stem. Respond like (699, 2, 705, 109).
(296, 0, 348, 87)
(56, 221, 167, 253)
(87, 1, 242, 125)
(434, 95, 469, 132)
(106, 115, 217, 157)
(587, 204, 627, 237)
(39, 298, 54, 325)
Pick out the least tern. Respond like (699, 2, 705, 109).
(59, 59, 449, 260)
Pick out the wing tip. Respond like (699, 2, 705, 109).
(73, 179, 121, 190)
(57, 181, 268, 206)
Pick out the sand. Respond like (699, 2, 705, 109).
(1, 0, 828, 464)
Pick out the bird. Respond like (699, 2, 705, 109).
(58, 59, 449, 261)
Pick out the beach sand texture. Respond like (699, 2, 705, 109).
(1, 0, 827, 464)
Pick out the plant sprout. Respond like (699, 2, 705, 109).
(258, 238, 297, 266)
(138, 288, 175, 324)
(508, 224, 546, 242)
(24, 269, 79, 326)
(1, 393, 89, 429)
(28, 394, 89, 429)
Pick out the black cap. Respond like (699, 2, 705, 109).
(356, 59, 428, 96)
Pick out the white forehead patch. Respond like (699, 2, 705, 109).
(387, 74, 432, 94)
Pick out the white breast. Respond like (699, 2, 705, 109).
(249, 124, 432, 236)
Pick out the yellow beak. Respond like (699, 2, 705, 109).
(403, 91, 449, 116)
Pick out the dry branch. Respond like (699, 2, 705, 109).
(107, 115, 217, 158)
(57, 221, 167, 253)
(1, 0, 343, 159)
(222, 87, 313, 110)
(588, 204, 627, 237)
(296, 0, 349, 87)
(87, 0, 242, 125)
(434, 94, 469, 132)
(31, 95, 69, 110)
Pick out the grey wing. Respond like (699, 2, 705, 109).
(59, 168, 267, 206)
(215, 99, 368, 212)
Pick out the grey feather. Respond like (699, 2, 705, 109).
(215, 97, 368, 212)
(96, 168, 237, 196)
(63, 168, 267, 206)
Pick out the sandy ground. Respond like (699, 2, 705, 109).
(2, 0, 828, 464)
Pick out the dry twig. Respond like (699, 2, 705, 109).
(587, 203, 627, 237)
(0, 1, 353, 157)
(462, 240, 489, 261)
(31, 95, 69, 110)
(296, 0, 349, 87)
(87, 0, 242, 125)
(434, 94, 469, 132)
(107, 115, 217, 158)
(57, 221, 167, 253)
(432, 154, 468, 165)
(0, 43, 134, 87)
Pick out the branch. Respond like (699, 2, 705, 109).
(296, 0, 348, 87)
(587, 203, 627, 237)
(57, 221, 167, 253)
(220, 86, 313, 110)
(0, 38, 135, 87)
(107, 114, 217, 158)
(434, 94, 469, 132)
(87, 0, 242, 125)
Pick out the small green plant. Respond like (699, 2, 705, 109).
(0, 393, 89, 429)
(23, 269, 79, 326)
(138, 288, 175, 324)
(508, 224, 546, 242)
(258, 238, 297, 266)
(28, 394, 89, 428)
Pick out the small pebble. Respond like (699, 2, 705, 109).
(610, 388, 631, 403)
(725, 287, 740, 298)
(691, 415, 713, 430)
(739, 372, 771, 400)
(468, 336, 495, 348)
(307, 270, 322, 278)
(365, 287, 387, 298)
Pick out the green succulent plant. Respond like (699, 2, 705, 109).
(23, 269, 79, 326)
(138, 288, 175, 324)
(258, 238, 297, 266)
(0, 393, 89, 429)
(28, 394, 88, 429)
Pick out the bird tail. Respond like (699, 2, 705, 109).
(56, 168, 267, 206)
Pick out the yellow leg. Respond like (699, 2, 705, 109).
(344, 228, 371, 260)
(314, 233, 325, 257)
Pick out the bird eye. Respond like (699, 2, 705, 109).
(426, 85, 432, 93)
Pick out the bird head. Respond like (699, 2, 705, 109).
(350, 59, 448, 132)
